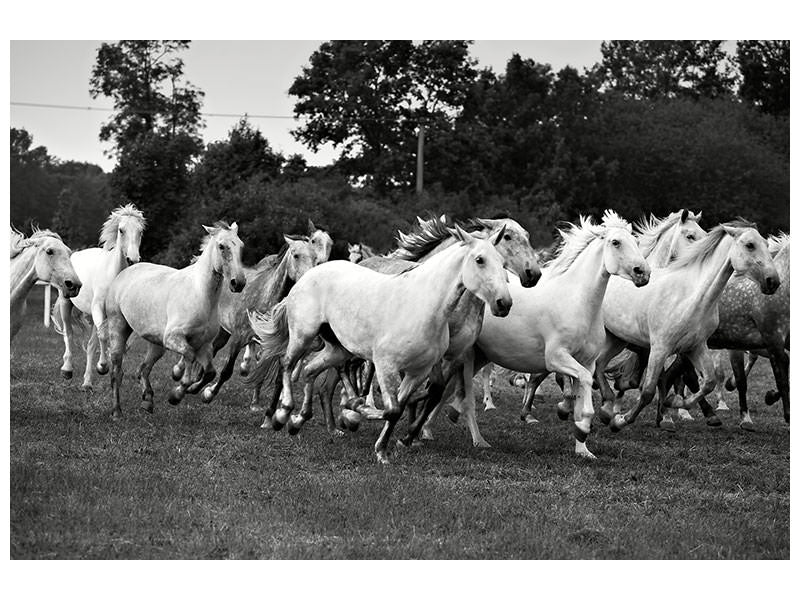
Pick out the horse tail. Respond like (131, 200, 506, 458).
(244, 299, 290, 388)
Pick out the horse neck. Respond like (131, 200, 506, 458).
(559, 238, 610, 318)
(258, 252, 294, 309)
(418, 237, 457, 263)
(405, 244, 468, 320)
(191, 246, 224, 299)
(108, 235, 128, 272)
(685, 235, 735, 314)
(10, 247, 39, 302)
(644, 233, 674, 268)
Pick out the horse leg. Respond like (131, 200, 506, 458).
(58, 296, 75, 379)
(289, 344, 352, 434)
(136, 342, 165, 413)
(202, 336, 241, 403)
(662, 345, 721, 427)
(161, 331, 200, 404)
(611, 346, 670, 432)
(767, 345, 789, 424)
(186, 342, 217, 394)
(728, 350, 753, 431)
(397, 362, 447, 447)
(595, 334, 627, 426)
(373, 368, 429, 465)
(81, 325, 99, 391)
(361, 361, 377, 409)
(239, 341, 256, 376)
(520, 372, 547, 424)
(107, 314, 133, 419)
(315, 368, 340, 434)
(480, 364, 497, 411)
(91, 300, 110, 376)
(458, 352, 493, 448)
(545, 349, 596, 458)
(270, 332, 317, 430)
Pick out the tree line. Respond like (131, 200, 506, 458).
(10, 40, 789, 266)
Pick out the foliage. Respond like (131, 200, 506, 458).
(10, 128, 60, 230)
(90, 41, 205, 259)
(736, 40, 790, 117)
(50, 162, 113, 250)
(289, 40, 477, 191)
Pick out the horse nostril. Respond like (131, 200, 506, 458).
(126, 257, 135, 266)
(65, 280, 75, 289)
(633, 266, 644, 275)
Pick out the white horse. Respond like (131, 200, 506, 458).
(348, 242, 377, 263)
(595, 220, 780, 433)
(249, 225, 513, 464)
(101, 222, 246, 418)
(52, 204, 146, 389)
(10, 227, 81, 340)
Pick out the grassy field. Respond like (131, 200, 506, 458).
(10, 287, 789, 559)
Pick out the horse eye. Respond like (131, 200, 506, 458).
(611, 239, 621, 247)
(687, 234, 695, 241)
(475, 256, 484, 265)
(745, 242, 756, 251)
(218, 244, 225, 251)
(294, 253, 300, 259)
(45, 248, 54, 256)
(504, 234, 511, 241)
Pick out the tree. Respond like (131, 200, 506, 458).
(289, 40, 477, 192)
(736, 40, 789, 117)
(90, 40, 205, 259)
(599, 41, 736, 100)
(10, 128, 60, 230)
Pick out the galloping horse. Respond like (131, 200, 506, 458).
(707, 233, 790, 427)
(595, 220, 780, 434)
(53, 204, 146, 389)
(249, 226, 513, 464)
(199, 236, 317, 405)
(101, 222, 246, 418)
(10, 227, 81, 340)
(466, 211, 650, 457)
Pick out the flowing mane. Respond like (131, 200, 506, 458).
(389, 214, 453, 261)
(192, 221, 234, 262)
(768, 232, 790, 256)
(99, 204, 146, 249)
(666, 219, 757, 271)
(635, 210, 701, 258)
(546, 210, 631, 276)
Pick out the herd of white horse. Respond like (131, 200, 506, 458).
(10, 204, 789, 464)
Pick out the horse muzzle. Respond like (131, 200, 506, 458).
(631, 264, 650, 288)
(63, 278, 82, 298)
(230, 277, 247, 293)
(125, 255, 140, 266)
(521, 267, 542, 288)
(492, 297, 512, 317)
(761, 274, 781, 295)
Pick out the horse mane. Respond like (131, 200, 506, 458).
(99, 204, 145, 249)
(10, 226, 63, 260)
(546, 210, 631, 277)
(666, 219, 757, 271)
(192, 221, 234, 262)
(768, 232, 790, 256)
(389, 214, 453, 261)
(635, 210, 701, 258)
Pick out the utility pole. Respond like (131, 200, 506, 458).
(416, 124, 425, 195)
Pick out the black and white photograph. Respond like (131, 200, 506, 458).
(4, 3, 793, 591)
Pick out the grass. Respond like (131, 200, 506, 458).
(10, 287, 789, 559)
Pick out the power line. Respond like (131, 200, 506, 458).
(11, 101, 297, 120)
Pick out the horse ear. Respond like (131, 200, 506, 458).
(202, 225, 215, 235)
(680, 209, 689, 224)
(478, 218, 493, 231)
(230, 222, 238, 234)
(492, 224, 507, 246)
(348, 243, 355, 251)
(307, 219, 316, 234)
(451, 224, 474, 245)
(722, 225, 742, 238)
(283, 234, 296, 246)
(695, 211, 702, 222)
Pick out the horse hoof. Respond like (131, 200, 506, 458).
(716, 401, 730, 411)
(765, 390, 780, 406)
(724, 377, 736, 392)
(706, 415, 723, 427)
(556, 403, 570, 421)
(140, 401, 154, 414)
(61, 369, 73, 380)
(483, 403, 497, 411)
(201, 387, 215, 404)
(171, 364, 183, 381)
(168, 387, 184, 405)
(376, 452, 391, 465)
(239, 363, 250, 377)
(444, 405, 461, 424)
(341, 409, 362, 431)
(659, 420, 677, 433)
(609, 415, 626, 433)
(524, 415, 540, 425)
(420, 429, 434, 441)
(473, 439, 491, 449)
(80, 384, 93, 393)
(740, 420, 756, 432)
(96, 363, 109, 376)
(250, 404, 264, 413)
(111, 409, 122, 420)
(333, 429, 346, 437)
(287, 420, 302, 436)
(598, 409, 612, 426)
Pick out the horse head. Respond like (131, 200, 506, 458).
(31, 232, 82, 298)
(451, 224, 513, 317)
(308, 220, 333, 264)
(725, 224, 780, 295)
(204, 222, 246, 293)
(601, 211, 650, 287)
(473, 217, 541, 288)
(284, 234, 317, 282)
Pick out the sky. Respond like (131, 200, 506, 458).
(10, 40, 604, 172)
